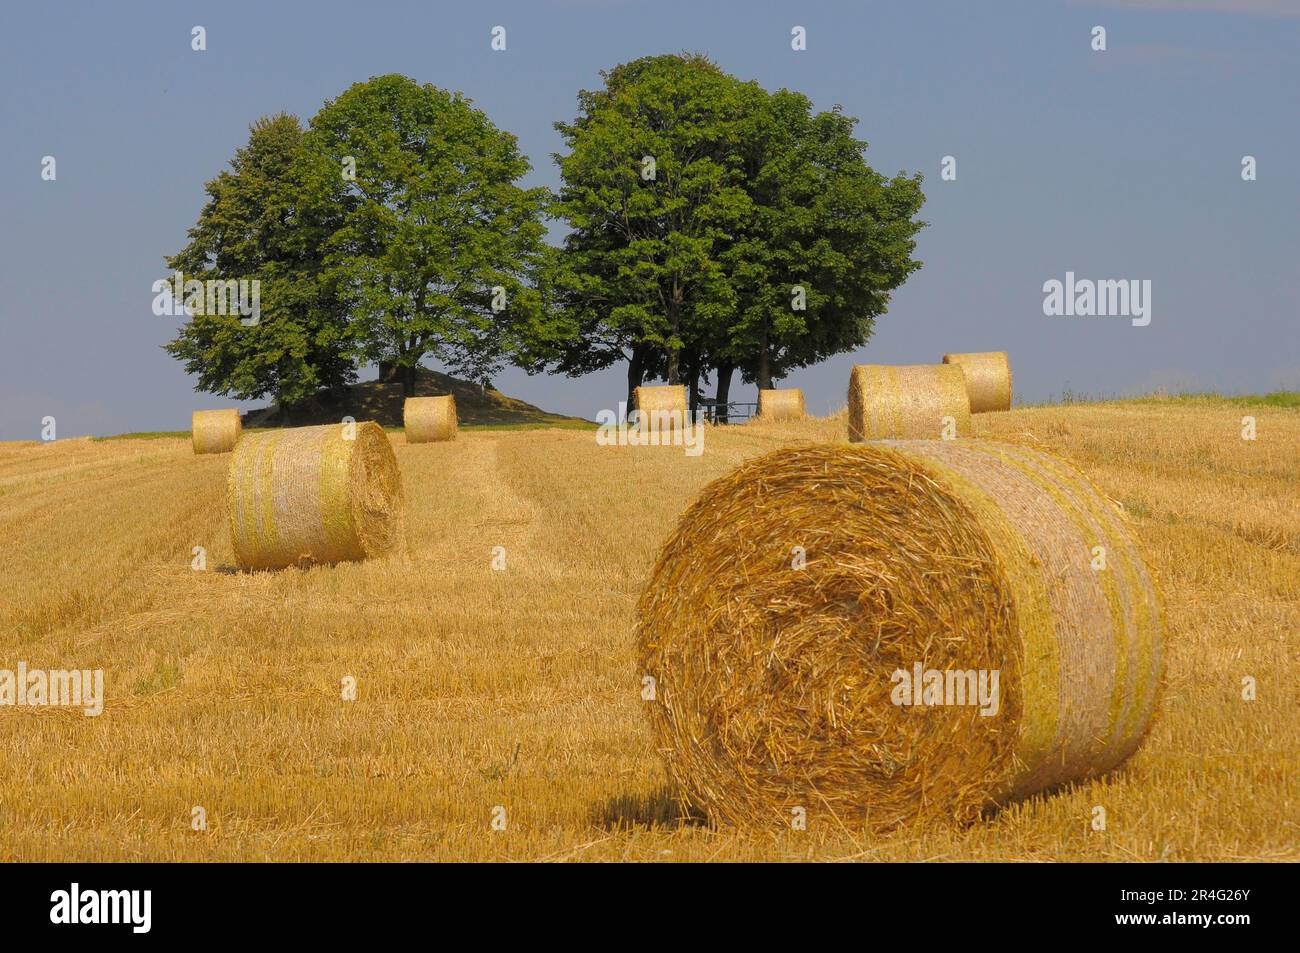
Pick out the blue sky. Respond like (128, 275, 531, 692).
(1, 0, 1296, 437)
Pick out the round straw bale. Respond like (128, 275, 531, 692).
(634, 385, 688, 438)
(942, 351, 1012, 413)
(757, 388, 806, 421)
(404, 395, 458, 443)
(191, 409, 242, 454)
(847, 364, 971, 441)
(635, 441, 1163, 830)
(228, 422, 404, 570)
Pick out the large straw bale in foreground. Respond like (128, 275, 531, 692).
(228, 422, 404, 570)
(192, 409, 242, 454)
(848, 364, 971, 441)
(756, 388, 806, 421)
(404, 395, 458, 443)
(636, 441, 1163, 830)
(634, 385, 688, 437)
(943, 351, 1013, 413)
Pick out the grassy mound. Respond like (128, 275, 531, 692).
(243, 367, 592, 430)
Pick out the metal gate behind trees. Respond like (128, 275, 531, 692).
(696, 399, 758, 424)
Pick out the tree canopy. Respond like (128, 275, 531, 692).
(165, 64, 926, 418)
(163, 113, 353, 413)
(301, 74, 552, 395)
(547, 54, 926, 412)
(546, 54, 754, 404)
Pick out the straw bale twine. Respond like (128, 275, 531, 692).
(404, 395, 458, 443)
(192, 409, 242, 454)
(757, 388, 806, 421)
(636, 441, 1163, 830)
(847, 364, 971, 441)
(228, 422, 404, 570)
(943, 351, 1012, 413)
(634, 385, 688, 438)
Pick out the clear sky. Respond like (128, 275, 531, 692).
(1, 0, 1296, 437)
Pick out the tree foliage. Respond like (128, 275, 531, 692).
(300, 74, 552, 395)
(548, 54, 753, 402)
(548, 54, 927, 408)
(166, 65, 926, 418)
(163, 113, 353, 410)
(721, 89, 927, 390)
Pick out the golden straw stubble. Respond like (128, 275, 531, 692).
(191, 409, 242, 454)
(942, 351, 1013, 413)
(756, 388, 806, 421)
(404, 395, 458, 443)
(635, 442, 1163, 831)
(847, 364, 971, 441)
(227, 422, 404, 570)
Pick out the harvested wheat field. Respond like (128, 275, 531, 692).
(0, 401, 1296, 861)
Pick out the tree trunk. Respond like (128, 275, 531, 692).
(715, 362, 735, 424)
(666, 349, 680, 386)
(688, 361, 700, 421)
(666, 294, 681, 385)
(402, 363, 416, 397)
(757, 327, 773, 391)
(626, 346, 646, 413)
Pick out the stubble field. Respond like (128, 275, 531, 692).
(0, 400, 1295, 861)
